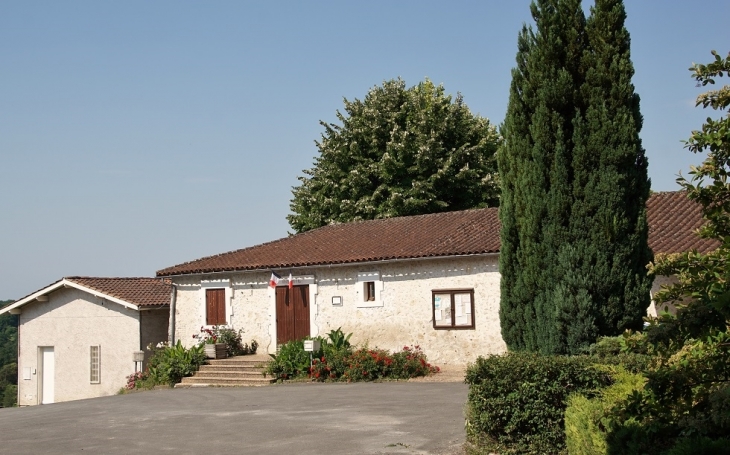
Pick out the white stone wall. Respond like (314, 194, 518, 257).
(314, 256, 506, 364)
(17, 287, 140, 405)
(172, 255, 507, 365)
(172, 273, 273, 353)
(647, 275, 681, 317)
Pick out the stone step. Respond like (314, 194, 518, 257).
(206, 356, 270, 367)
(178, 376, 274, 387)
(176, 354, 273, 388)
(198, 364, 264, 372)
(190, 371, 267, 379)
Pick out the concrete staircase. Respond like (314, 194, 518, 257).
(177, 354, 274, 387)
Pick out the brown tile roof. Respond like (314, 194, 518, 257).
(157, 208, 501, 276)
(65, 277, 172, 307)
(646, 191, 719, 255)
(157, 191, 718, 277)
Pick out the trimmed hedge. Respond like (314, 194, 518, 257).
(565, 367, 645, 455)
(465, 352, 612, 455)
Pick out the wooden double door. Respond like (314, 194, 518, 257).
(276, 285, 310, 345)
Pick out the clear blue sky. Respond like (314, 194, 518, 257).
(1, 1, 728, 299)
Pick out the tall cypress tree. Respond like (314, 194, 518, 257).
(559, 0, 651, 351)
(499, 0, 652, 354)
(499, 0, 586, 352)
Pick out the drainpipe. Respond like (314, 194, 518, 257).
(16, 311, 20, 407)
(168, 284, 177, 345)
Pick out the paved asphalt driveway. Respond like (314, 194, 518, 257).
(0, 382, 469, 454)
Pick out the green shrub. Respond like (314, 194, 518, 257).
(2, 384, 16, 407)
(325, 327, 352, 350)
(588, 336, 653, 373)
(464, 352, 612, 455)
(265, 339, 315, 380)
(565, 367, 645, 455)
(145, 341, 206, 387)
(341, 348, 392, 381)
(664, 436, 730, 455)
(388, 345, 439, 379)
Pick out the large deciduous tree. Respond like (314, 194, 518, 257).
(288, 78, 500, 233)
(499, 0, 652, 354)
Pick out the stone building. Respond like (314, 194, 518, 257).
(0, 277, 170, 405)
(157, 191, 717, 365)
(2, 191, 716, 405)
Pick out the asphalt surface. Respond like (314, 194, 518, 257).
(0, 382, 469, 454)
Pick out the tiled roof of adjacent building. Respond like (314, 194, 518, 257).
(646, 191, 719, 255)
(157, 191, 719, 277)
(65, 277, 172, 307)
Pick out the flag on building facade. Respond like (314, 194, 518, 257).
(269, 271, 281, 288)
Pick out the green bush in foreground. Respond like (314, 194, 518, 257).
(565, 367, 645, 455)
(465, 352, 612, 455)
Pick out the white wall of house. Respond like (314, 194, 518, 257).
(172, 255, 507, 365)
(648, 275, 680, 317)
(17, 287, 140, 405)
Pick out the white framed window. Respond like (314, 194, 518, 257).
(356, 272, 383, 308)
(90, 345, 101, 383)
(199, 279, 232, 328)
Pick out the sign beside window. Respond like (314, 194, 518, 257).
(432, 289, 475, 329)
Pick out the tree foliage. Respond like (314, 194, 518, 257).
(499, 0, 652, 355)
(612, 50, 730, 453)
(0, 300, 18, 407)
(572, 51, 730, 455)
(288, 78, 500, 233)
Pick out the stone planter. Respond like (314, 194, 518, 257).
(204, 343, 228, 359)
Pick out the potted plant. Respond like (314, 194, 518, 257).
(194, 326, 228, 359)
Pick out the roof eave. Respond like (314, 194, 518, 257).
(157, 251, 500, 279)
(0, 278, 141, 316)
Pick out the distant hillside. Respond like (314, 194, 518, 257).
(0, 300, 18, 407)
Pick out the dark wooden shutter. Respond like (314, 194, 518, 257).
(206, 289, 226, 325)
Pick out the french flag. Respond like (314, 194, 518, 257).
(269, 271, 281, 288)
(288, 272, 294, 289)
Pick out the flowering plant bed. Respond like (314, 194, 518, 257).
(265, 328, 439, 382)
(310, 345, 439, 382)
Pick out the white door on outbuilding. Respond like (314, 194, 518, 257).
(40, 347, 54, 404)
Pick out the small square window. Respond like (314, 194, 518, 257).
(364, 282, 375, 301)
